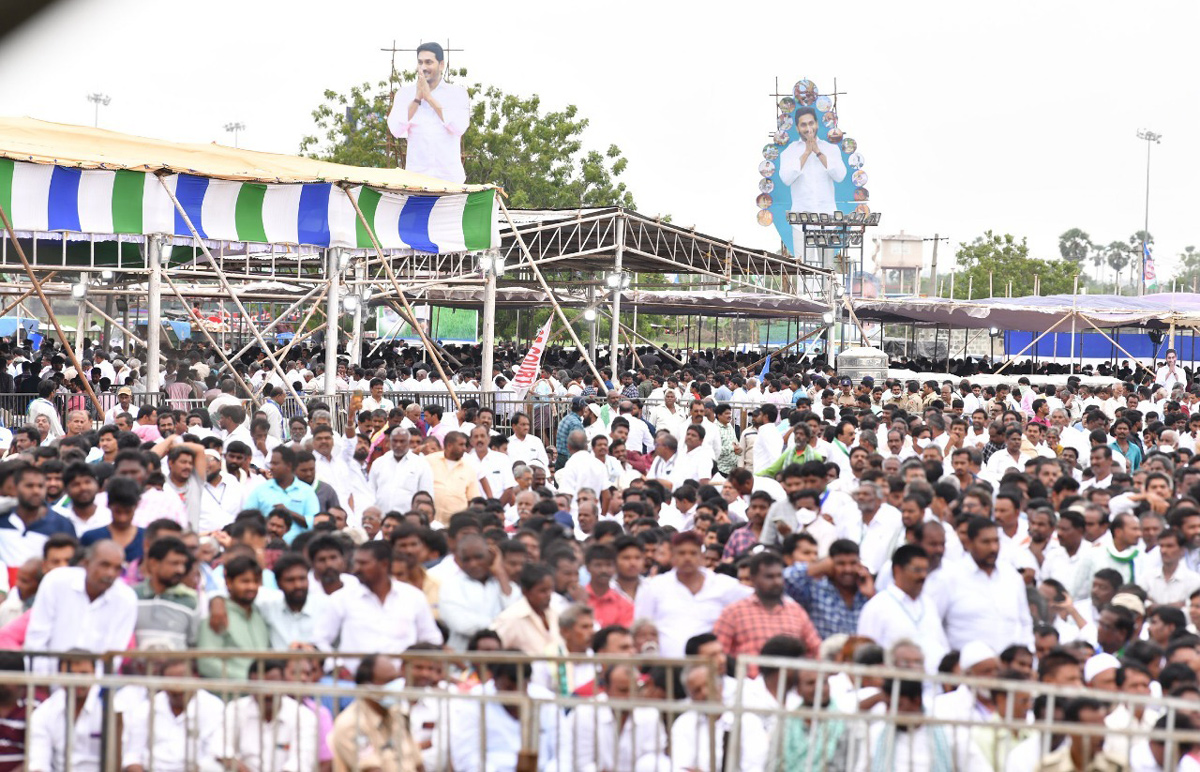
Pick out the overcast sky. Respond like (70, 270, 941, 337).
(0, 0, 1196, 284)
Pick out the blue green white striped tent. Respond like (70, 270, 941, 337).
(0, 117, 497, 253)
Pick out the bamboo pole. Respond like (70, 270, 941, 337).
(747, 324, 829, 370)
(1078, 315, 1154, 370)
(156, 176, 308, 415)
(499, 198, 608, 388)
(160, 271, 261, 410)
(597, 308, 683, 367)
(0, 271, 61, 318)
(840, 299, 872, 347)
(339, 184, 461, 409)
(84, 298, 149, 350)
(0, 205, 104, 416)
(222, 284, 326, 367)
(994, 315, 1071, 375)
(257, 284, 330, 380)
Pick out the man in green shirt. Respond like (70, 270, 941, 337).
(196, 554, 268, 679)
(757, 424, 824, 479)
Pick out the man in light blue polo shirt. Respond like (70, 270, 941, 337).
(242, 446, 319, 542)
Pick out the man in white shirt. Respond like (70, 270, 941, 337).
(122, 658, 225, 771)
(618, 402, 654, 454)
(984, 425, 1033, 485)
(369, 428, 434, 515)
(199, 449, 243, 532)
(1143, 528, 1200, 607)
(28, 656, 106, 772)
(837, 481, 902, 575)
(221, 659, 318, 772)
(633, 531, 752, 657)
(468, 427, 516, 502)
(937, 517, 1034, 651)
(1156, 348, 1187, 391)
(857, 543, 949, 672)
(385, 42, 470, 183)
(778, 106, 847, 245)
(361, 377, 395, 412)
(750, 405, 783, 474)
(438, 535, 519, 650)
(505, 412, 549, 470)
(671, 424, 715, 489)
(557, 430, 609, 504)
(650, 389, 686, 435)
(103, 386, 136, 425)
(314, 541, 442, 670)
(25, 541, 137, 674)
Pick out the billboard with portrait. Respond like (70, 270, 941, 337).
(755, 79, 871, 255)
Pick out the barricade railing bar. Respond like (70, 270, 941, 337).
(9, 648, 1196, 772)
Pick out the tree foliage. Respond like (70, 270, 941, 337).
(1173, 245, 1200, 290)
(299, 69, 634, 209)
(950, 231, 1078, 298)
(1058, 228, 1092, 264)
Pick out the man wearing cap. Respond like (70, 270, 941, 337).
(1083, 652, 1121, 691)
(386, 42, 471, 183)
(103, 388, 135, 426)
(836, 378, 856, 408)
(932, 640, 1000, 729)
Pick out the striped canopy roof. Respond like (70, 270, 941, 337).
(0, 118, 497, 253)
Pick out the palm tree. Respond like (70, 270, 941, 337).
(1105, 241, 1130, 294)
(1058, 228, 1093, 266)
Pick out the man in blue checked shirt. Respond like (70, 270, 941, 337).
(782, 538, 875, 639)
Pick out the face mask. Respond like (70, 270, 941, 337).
(916, 437, 931, 449)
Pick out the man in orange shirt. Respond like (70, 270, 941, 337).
(712, 551, 821, 675)
(583, 544, 633, 628)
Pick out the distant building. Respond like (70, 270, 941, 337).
(877, 231, 924, 296)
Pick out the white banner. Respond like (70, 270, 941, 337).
(511, 318, 554, 397)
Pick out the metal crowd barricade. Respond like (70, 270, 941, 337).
(10, 648, 1200, 771)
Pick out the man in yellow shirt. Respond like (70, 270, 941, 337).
(426, 431, 480, 525)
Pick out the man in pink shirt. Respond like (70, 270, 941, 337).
(131, 405, 162, 443)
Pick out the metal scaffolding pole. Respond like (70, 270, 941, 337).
(146, 234, 163, 394)
(610, 215, 625, 376)
(481, 265, 496, 392)
(324, 249, 341, 397)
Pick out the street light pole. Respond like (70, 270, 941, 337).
(86, 93, 111, 127)
(1136, 128, 1161, 296)
(224, 122, 246, 148)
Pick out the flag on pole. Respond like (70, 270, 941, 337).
(1143, 242, 1157, 289)
(511, 317, 555, 398)
(760, 353, 771, 377)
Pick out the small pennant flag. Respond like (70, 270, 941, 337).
(760, 353, 772, 377)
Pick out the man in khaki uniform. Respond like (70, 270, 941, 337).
(332, 655, 422, 772)
(1033, 697, 1129, 771)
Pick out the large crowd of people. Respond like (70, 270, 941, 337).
(1, 331, 1200, 772)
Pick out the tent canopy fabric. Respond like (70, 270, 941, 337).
(0, 118, 498, 253)
(391, 287, 829, 318)
(0, 117, 488, 193)
(850, 294, 1200, 331)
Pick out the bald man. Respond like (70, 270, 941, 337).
(25, 540, 138, 672)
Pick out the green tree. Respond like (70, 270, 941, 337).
(1058, 228, 1093, 266)
(1173, 245, 1200, 291)
(301, 69, 640, 346)
(300, 70, 634, 208)
(949, 231, 1078, 298)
